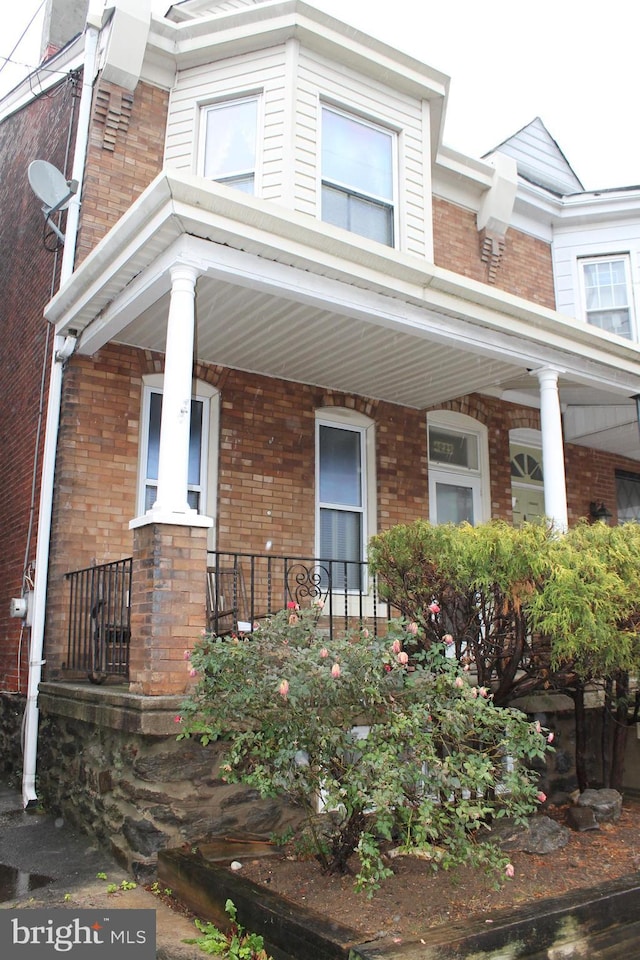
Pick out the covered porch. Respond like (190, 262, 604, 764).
(43, 171, 640, 696)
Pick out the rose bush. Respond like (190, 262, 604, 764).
(179, 607, 551, 895)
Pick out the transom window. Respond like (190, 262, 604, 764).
(581, 256, 634, 339)
(201, 96, 259, 193)
(321, 106, 395, 246)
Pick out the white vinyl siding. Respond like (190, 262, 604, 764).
(165, 46, 287, 202)
(297, 48, 430, 258)
(552, 223, 640, 342)
(165, 41, 433, 257)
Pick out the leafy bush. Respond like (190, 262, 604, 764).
(369, 519, 556, 706)
(179, 607, 550, 894)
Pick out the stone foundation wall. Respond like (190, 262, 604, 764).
(37, 684, 300, 878)
(0, 692, 25, 785)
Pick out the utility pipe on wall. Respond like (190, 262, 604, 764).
(22, 21, 99, 809)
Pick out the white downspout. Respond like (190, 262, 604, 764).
(22, 21, 99, 809)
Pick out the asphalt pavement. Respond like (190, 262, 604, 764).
(0, 781, 203, 958)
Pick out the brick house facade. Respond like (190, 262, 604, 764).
(2, 0, 640, 865)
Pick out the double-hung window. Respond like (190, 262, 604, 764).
(581, 255, 634, 339)
(201, 96, 259, 193)
(137, 377, 219, 522)
(141, 390, 207, 513)
(317, 420, 366, 591)
(321, 105, 395, 246)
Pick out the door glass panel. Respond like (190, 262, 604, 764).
(435, 481, 474, 525)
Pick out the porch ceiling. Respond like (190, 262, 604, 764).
(114, 276, 520, 410)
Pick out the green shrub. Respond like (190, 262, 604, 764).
(179, 607, 550, 894)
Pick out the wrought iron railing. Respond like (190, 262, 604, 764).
(64, 552, 399, 682)
(65, 558, 132, 682)
(206, 551, 400, 639)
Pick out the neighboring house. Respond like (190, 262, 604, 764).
(1, 0, 640, 870)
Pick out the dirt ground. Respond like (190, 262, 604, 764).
(236, 799, 640, 942)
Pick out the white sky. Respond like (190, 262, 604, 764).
(1, 0, 638, 191)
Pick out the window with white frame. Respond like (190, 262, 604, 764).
(616, 469, 640, 523)
(201, 96, 259, 193)
(427, 412, 489, 526)
(580, 255, 634, 339)
(315, 410, 375, 591)
(137, 377, 219, 522)
(321, 105, 395, 246)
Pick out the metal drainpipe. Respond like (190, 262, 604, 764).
(22, 22, 100, 809)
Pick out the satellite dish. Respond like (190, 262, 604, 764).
(28, 160, 78, 245)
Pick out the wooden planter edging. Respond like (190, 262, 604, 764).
(158, 845, 640, 960)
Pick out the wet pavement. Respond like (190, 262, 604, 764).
(0, 782, 203, 958)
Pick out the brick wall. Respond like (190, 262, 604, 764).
(0, 74, 79, 693)
(432, 197, 557, 309)
(75, 79, 168, 263)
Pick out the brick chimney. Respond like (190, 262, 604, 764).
(40, 0, 90, 60)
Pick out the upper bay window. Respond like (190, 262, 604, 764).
(201, 96, 259, 193)
(581, 255, 635, 339)
(321, 105, 395, 246)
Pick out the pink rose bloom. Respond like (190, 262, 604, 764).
(505, 863, 515, 879)
(173, 715, 183, 724)
(314, 598, 325, 610)
(392, 639, 402, 654)
(454, 676, 464, 688)
(183, 649, 191, 660)
(278, 679, 289, 698)
(331, 663, 341, 678)
(189, 668, 198, 678)
(288, 613, 298, 625)
(478, 686, 489, 698)
(397, 651, 409, 665)
(547, 732, 555, 744)
(537, 791, 547, 803)
(443, 634, 454, 645)
(362, 628, 369, 638)
(428, 602, 440, 615)
(287, 601, 299, 610)
(320, 647, 329, 658)
(534, 720, 542, 734)
(407, 621, 419, 635)
(384, 664, 392, 672)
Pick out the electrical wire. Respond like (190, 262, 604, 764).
(0, 0, 47, 79)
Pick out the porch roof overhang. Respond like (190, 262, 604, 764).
(45, 170, 640, 460)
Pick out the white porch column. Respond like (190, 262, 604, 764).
(151, 263, 199, 517)
(534, 367, 568, 531)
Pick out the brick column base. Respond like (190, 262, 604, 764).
(129, 523, 208, 695)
